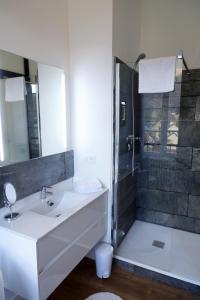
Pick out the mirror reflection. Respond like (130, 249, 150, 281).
(0, 49, 67, 167)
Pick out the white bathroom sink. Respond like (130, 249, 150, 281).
(0, 178, 107, 300)
(31, 191, 88, 218)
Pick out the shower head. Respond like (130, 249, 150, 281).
(135, 53, 146, 64)
(134, 53, 146, 70)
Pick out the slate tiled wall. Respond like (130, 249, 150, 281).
(136, 69, 200, 233)
(0, 150, 74, 208)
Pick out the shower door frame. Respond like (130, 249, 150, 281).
(112, 57, 135, 250)
(112, 58, 120, 249)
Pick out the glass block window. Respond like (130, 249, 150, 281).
(144, 131, 160, 144)
(144, 145, 160, 153)
(167, 131, 178, 145)
(164, 146, 177, 154)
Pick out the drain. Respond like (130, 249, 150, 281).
(4, 212, 20, 222)
(47, 201, 54, 207)
(152, 240, 165, 249)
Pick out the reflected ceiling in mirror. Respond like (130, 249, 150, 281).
(0, 49, 67, 167)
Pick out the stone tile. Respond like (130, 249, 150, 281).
(179, 121, 200, 147)
(181, 81, 200, 97)
(180, 96, 197, 108)
(117, 173, 136, 203)
(136, 208, 200, 233)
(188, 195, 200, 219)
(141, 157, 174, 170)
(28, 127, 39, 138)
(195, 97, 200, 121)
(137, 170, 149, 189)
(166, 91, 180, 107)
(182, 69, 200, 82)
(119, 137, 128, 155)
(168, 90, 182, 108)
(65, 150, 74, 179)
(147, 169, 191, 193)
(191, 172, 200, 196)
(118, 188, 136, 217)
(137, 189, 188, 215)
(118, 152, 133, 180)
(136, 208, 171, 227)
(141, 94, 164, 109)
(0, 151, 74, 207)
(176, 147, 192, 169)
(27, 95, 37, 112)
(118, 197, 136, 227)
(141, 147, 192, 170)
(143, 108, 162, 122)
(192, 148, 200, 171)
(180, 107, 195, 120)
(118, 201, 136, 246)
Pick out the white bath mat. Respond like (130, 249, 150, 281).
(85, 292, 123, 300)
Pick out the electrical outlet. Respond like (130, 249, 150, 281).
(85, 155, 96, 164)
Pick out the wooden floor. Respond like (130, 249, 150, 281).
(48, 258, 200, 300)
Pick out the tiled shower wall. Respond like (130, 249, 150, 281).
(0, 150, 74, 208)
(136, 69, 200, 234)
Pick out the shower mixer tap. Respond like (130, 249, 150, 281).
(126, 135, 134, 152)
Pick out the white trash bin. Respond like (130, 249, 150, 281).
(95, 242, 114, 279)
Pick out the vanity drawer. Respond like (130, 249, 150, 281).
(39, 216, 106, 300)
(37, 195, 107, 272)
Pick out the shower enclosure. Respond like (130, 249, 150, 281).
(113, 53, 200, 288)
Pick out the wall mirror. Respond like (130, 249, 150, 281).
(0, 49, 67, 167)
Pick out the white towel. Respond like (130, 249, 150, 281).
(139, 56, 176, 94)
(5, 76, 27, 102)
(74, 178, 103, 194)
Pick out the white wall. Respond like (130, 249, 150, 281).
(140, 0, 200, 69)
(113, 0, 141, 63)
(67, 0, 113, 241)
(0, 1, 68, 69)
(113, 0, 200, 68)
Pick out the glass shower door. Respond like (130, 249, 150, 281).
(113, 58, 136, 249)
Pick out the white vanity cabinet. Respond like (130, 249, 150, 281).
(0, 191, 108, 300)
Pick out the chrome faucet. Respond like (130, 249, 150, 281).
(40, 186, 53, 200)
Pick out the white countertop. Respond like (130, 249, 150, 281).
(0, 179, 107, 242)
